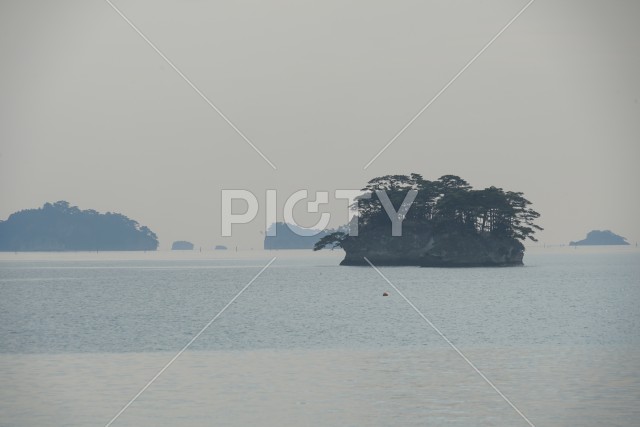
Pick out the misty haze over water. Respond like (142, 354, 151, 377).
(1, 0, 639, 426)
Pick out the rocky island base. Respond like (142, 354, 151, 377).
(339, 225, 524, 267)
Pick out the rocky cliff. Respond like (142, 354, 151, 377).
(340, 223, 524, 267)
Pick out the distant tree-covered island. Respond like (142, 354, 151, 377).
(570, 230, 629, 246)
(0, 201, 158, 252)
(314, 174, 542, 267)
(264, 222, 331, 250)
(171, 241, 194, 250)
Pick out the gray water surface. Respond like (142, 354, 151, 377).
(1, 249, 639, 426)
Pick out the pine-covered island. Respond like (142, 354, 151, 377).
(314, 174, 542, 267)
(0, 201, 158, 251)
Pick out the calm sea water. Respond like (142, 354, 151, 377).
(0, 248, 639, 426)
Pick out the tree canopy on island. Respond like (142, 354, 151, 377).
(314, 174, 542, 251)
(0, 201, 159, 251)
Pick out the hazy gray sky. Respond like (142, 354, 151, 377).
(1, 0, 639, 249)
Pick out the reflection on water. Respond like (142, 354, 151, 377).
(0, 249, 639, 426)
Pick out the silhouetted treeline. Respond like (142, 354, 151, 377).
(315, 174, 542, 251)
(0, 201, 158, 251)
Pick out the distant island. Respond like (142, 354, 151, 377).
(214, 245, 228, 250)
(570, 230, 629, 246)
(264, 222, 330, 250)
(0, 201, 158, 251)
(171, 241, 194, 250)
(314, 174, 542, 267)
